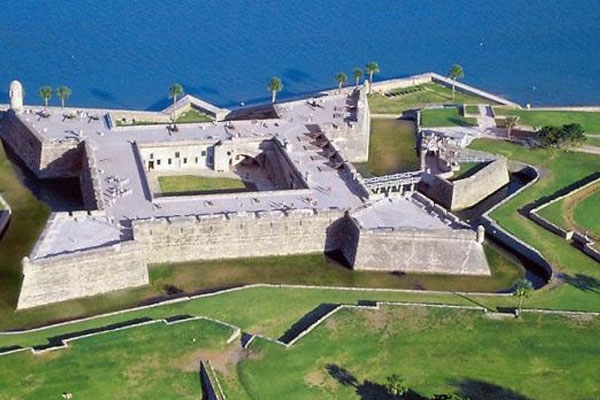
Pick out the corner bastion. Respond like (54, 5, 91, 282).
(0, 77, 491, 309)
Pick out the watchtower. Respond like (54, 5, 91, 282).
(9, 80, 24, 112)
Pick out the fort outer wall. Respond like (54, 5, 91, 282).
(132, 208, 347, 264)
(340, 219, 490, 275)
(17, 241, 148, 310)
(0, 111, 82, 179)
(420, 158, 510, 210)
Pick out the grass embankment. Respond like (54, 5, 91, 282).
(538, 182, 600, 238)
(354, 118, 419, 177)
(421, 108, 477, 128)
(494, 109, 600, 133)
(469, 139, 600, 310)
(368, 83, 495, 115)
(158, 175, 246, 195)
(234, 307, 600, 400)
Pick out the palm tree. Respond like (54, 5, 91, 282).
(448, 64, 464, 101)
(365, 61, 380, 93)
(513, 278, 533, 317)
(56, 86, 72, 109)
(352, 67, 364, 87)
(169, 83, 184, 108)
(335, 72, 348, 89)
(267, 77, 283, 103)
(505, 116, 520, 140)
(38, 86, 52, 109)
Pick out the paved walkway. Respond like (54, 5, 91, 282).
(574, 145, 600, 155)
(477, 105, 496, 129)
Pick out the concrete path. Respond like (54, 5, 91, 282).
(574, 145, 600, 155)
(477, 104, 496, 129)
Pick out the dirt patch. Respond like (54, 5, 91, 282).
(565, 313, 598, 324)
(171, 343, 249, 378)
(361, 308, 389, 333)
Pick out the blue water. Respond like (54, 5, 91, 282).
(2, 0, 599, 110)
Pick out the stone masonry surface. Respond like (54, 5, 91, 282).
(0, 75, 493, 309)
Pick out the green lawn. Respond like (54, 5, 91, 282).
(573, 188, 600, 237)
(368, 83, 497, 115)
(537, 199, 566, 228)
(536, 181, 600, 239)
(465, 105, 480, 115)
(354, 118, 420, 177)
(469, 139, 600, 311)
(421, 108, 477, 128)
(494, 109, 600, 133)
(175, 108, 213, 123)
(234, 307, 600, 400)
(0, 318, 232, 399)
(3, 304, 599, 399)
(586, 136, 600, 147)
(158, 175, 247, 195)
(116, 109, 212, 127)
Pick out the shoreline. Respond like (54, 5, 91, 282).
(4, 74, 600, 113)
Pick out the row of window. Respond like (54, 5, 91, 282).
(150, 156, 213, 166)
(149, 150, 207, 160)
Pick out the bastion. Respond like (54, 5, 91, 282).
(0, 77, 491, 309)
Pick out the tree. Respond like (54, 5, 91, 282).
(536, 125, 562, 147)
(448, 64, 464, 101)
(365, 61, 380, 93)
(505, 116, 519, 140)
(38, 86, 53, 109)
(168, 83, 184, 123)
(536, 123, 586, 149)
(56, 86, 72, 109)
(560, 123, 587, 149)
(267, 77, 283, 103)
(385, 374, 408, 398)
(168, 83, 184, 108)
(352, 67, 364, 87)
(513, 278, 533, 317)
(335, 72, 348, 89)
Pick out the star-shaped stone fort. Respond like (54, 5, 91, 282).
(1, 76, 492, 309)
